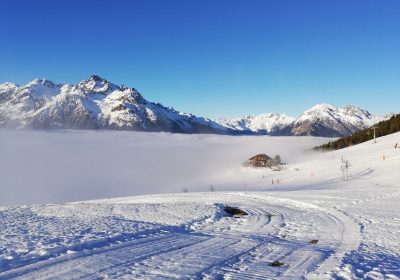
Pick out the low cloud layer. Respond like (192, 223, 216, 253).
(0, 129, 328, 206)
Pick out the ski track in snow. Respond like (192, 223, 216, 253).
(0, 193, 364, 279)
(1, 131, 400, 279)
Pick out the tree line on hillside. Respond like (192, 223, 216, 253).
(315, 114, 400, 151)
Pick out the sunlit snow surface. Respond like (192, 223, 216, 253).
(0, 130, 399, 279)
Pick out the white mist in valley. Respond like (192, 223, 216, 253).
(0, 129, 329, 206)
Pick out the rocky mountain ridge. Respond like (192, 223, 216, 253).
(0, 75, 387, 137)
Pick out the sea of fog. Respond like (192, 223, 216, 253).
(0, 129, 330, 206)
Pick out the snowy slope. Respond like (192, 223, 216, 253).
(0, 76, 387, 136)
(0, 131, 399, 279)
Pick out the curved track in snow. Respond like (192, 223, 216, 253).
(0, 193, 361, 279)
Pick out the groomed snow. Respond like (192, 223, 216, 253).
(0, 130, 399, 279)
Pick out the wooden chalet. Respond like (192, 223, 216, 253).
(247, 154, 275, 168)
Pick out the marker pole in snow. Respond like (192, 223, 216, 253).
(340, 160, 351, 181)
(371, 126, 378, 143)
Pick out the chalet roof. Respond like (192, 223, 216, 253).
(248, 154, 273, 161)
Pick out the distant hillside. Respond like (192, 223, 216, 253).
(315, 114, 400, 151)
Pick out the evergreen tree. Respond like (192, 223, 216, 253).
(315, 114, 400, 151)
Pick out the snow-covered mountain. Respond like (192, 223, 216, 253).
(0, 75, 386, 136)
(216, 113, 296, 135)
(0, 75, 231, 134)
(216, 104, 386, 137)
(289, 103, 386, 137)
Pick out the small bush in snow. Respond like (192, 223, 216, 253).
(270, 260, 284, 267)
(224, 205, 248, 217)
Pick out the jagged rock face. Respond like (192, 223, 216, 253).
(0, 76, 387, 136)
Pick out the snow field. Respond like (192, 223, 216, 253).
(0, 130, 399, 279)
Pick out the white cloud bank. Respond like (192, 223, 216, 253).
(0, 129, 329, 206)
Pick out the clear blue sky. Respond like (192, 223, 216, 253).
(1, 0, 399, 118)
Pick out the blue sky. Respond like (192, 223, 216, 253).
(1, 0, 399, 118)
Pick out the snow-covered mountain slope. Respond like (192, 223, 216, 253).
(0, 75, 230, 134)
(0, 131, 399, 279)
(0, 75, 386, 136)
(290, 103, 386, 137)
(216, 104, 386, 137)
(216, 113, 296, 135)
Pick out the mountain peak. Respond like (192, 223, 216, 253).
(79, 75, 120, 94)
(342, 104, 360, 110)
(307, 103, 337, 112)
(83, 74, 110, 85)
(27, 78, 59, 88)
(89, 74, 104, 82)
(0, 82, 19, 90)
(341, 104, 366, 114)
(15, 78, 61, 100)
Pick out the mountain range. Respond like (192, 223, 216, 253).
(217, 103, 386, 137)
(0, 75, 387, 137)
